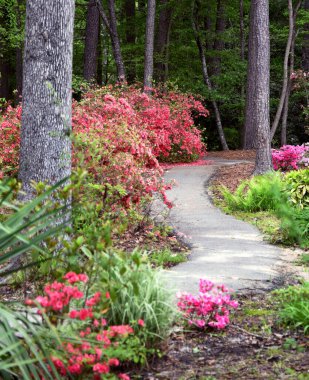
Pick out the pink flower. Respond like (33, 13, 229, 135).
(68, 363, 82, 374)
(108, 358, 120, 366)
(118, 374, 130, 380)
(69, 310, 79, 319)
(138, 319, 145, 327)
(93, 363, 109, 374)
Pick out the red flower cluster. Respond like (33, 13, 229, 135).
(25, 272, 145, 379)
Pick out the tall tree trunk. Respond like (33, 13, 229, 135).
(302, 0, 309, 71)
(212, 0, 225, 77)
(95, 0, 126, 82)
(192, 0, 229, 151)
(243, 0, 257, 149)
(83, 0, 100, 82)
(154, 0, 172, 83)
(239, 0, 245, 100)
(281, 27, 297, 146)
(0, 57, 10, 100)
(15, 0, 23, 102)
(97, 22, 103, 85)
(19, 0, 74, 200)
(253, 0, 272, 175)
(143, 0, 156, 92)
(124, 0, 136, 82)
(107, 0, 126, 82)
(270, 0, 302, 141)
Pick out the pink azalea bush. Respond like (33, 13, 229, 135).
(272, 144, 309, 171)
(177, 279, 238, 330)
(25, 272, 144, 379)
(0, 86, 208, 214)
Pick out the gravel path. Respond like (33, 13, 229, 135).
(159, 159, 284, 294)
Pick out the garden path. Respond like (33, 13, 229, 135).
(157, 159, 284, 294)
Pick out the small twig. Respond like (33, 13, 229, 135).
(230, 324, 266, 339)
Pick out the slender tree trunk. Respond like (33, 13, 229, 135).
(83, 0, 100, 82)
(154, 0, 172, 83)
(239, 0, 245, 100)
(302, 0, 309, 71)
(19, 0, 74, 200)
(107, 0, 126, 82)
(124, 0, 136, 82)
(15, 0, 23, 102)
(143, 0, 156, 92)
(281, 28, 297, 146)
(243, 1, 257, 149)
(270, 0, 302, 141)
(192, 1, 229, 151)
(97, 22, 103, 85)
(0, 57, 10, 100)
(95, 0, 126, 82)
(253, 0, 272, 175)
(212, 0, 225, 77)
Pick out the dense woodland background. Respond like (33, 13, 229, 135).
(0, 0, 308, 150)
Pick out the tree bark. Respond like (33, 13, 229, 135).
(302, 0, 309, 71)
(192, 0, 229, 151)
(270, 0, 302, 141)
(243, 0, 257, 149)
(19, 0, 74, 200)
(143, 0, 156, 92)
(83, 0, 100, 82)
(0, 56, 10, 100)
(253, 0, 273, 175)
(95, 0, 126, 82)
(124, 0, 136, 82)
(15, 0, 23, 102)
(212, 0, 225, 77)
(239, 0, 245, 101)
(154, 0, 172, 83)
(281, 28, 297, 146)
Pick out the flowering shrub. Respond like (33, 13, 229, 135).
(25, 272, 144, 379)
(272, 145, 309, 171)
(177, 279, 238, 329)
(0, 86, 208, 213)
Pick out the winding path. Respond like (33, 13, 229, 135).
(159, 159, 284, 293)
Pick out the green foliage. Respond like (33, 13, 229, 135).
(273, 282, 309, 334)
(283, 169, 309, 209)
(0, 177, 70, 277)
(220, 172, 308, 247)
(0, 304, 62, 380)
(220, 172, 285, 212)
(147, 248, 187, 268)
(88, 249, 176, 345)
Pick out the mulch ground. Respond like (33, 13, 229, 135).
(136, 292, 308, 380)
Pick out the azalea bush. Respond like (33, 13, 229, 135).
(25, 272, 145, 379)
(0, 85, 208, 222)
(272, 144, 309, 171)
(177, 279, 238, 330)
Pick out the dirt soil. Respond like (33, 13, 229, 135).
(207, 149, 256, 161)
(136, 292, 308, 380)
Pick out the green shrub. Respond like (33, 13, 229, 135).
(283, 169, 309, 209)
(277, 205, 309, 248)
(85, 249, 175, 345)
(273, 282, 309, 334)
(220, 172, 285, 212)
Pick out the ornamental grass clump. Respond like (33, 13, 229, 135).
(177, 279, 238, 330)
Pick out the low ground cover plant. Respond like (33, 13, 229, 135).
(273, 282, 309, 334)
(177, 279, 238, 329)
(219, 171, 309, 248)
